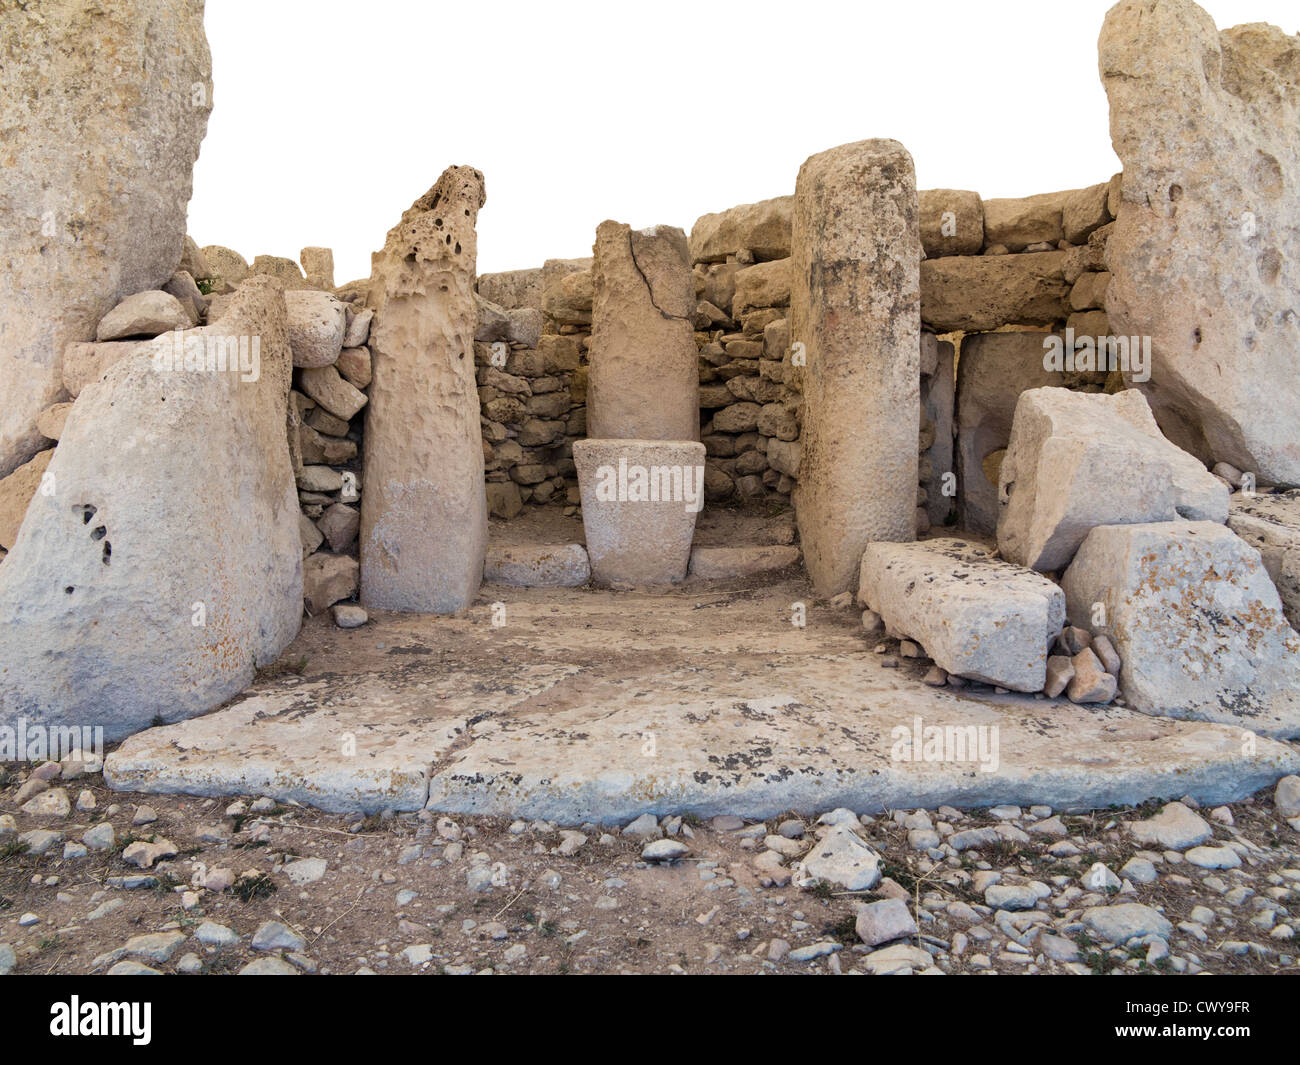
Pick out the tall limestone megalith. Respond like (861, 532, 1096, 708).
(0, 0, 212, 477)
(791, 139, 921, 596)
(588, 221, 699, 441)
(1100, 0, 1300, 485)
(360, 167, 487, 613)
(0, 278, 302, 742)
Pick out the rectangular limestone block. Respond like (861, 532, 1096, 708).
(918, 189, 984, 256)
(483, 543, 591, 587)
(791, 139, 921, 596)
(574, 439, 705, 585)
(689, 196, 793, 265)
(858, 538, 1065, 692)
(1062, 521, 1300, 738)
(920, 252, 1069, 333)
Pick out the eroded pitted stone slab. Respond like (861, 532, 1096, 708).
(1100, 0, 1300, 483)
(857, 538, 1065, 692)
(587, 221, 698, 441)
(997, 387, 1228, 571)
(0, 0, 212, 477)
(360, 166, 487, 613)
(0, 278, 301, 741)
(1062, 521, 1300, 737)
(792, 139, 920, 596)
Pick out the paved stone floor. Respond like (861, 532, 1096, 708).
(104, 578, 1300, 821)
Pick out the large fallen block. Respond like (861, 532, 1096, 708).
(857, 538, 1065, 692)
(998, 387, 1227, 571)
(1227, 490, 1300, 631)
(1062, 521, 1300, 738)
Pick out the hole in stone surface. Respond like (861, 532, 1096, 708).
(64, 586, 74, 595)
(1253, 151, 1283, 196)
(1168, 184, 1183, 201)
(91, 525, 106, 541)
(79, 504, 97, 524)
(102, 541, 112, 565)
(1192, 327, 1202, 346)
(1258, 248, 1282, 285)
(455, 242, 461, 255)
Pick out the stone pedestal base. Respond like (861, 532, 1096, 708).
(574, 439, 705, 584)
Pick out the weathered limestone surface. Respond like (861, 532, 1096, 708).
(0, 450, 54, 551)
(921, 335, 955, 528)
(1100, 0, 1300, 484)
(0, 0, 212, 477)
(61, 341, 158, 398)
(1063, 521, 1300, 738)
(0, 278, 301, 741)
(688, 545, 802, 580)
(1227, 490, 1300, 630)
(920, 252, 1069, 333)
(541, 259, 593, 326)
(918, 189, 984, 256)
(689, 196, 793, 264)
(998, 388, 1228, 571)
(792, 139, 920, 596)
(955, 333, 1062, 535)
(360, 166, 487, 613)
(587, 222, 698, 441)
(284, 290, 347, 368)
(982, 190, 1074, 250)
(573, 439, 705, 585)
(483, 543, 591, 587)
(858, 539, 1066, 692)
(477, 268, 545, 311)
(202, 246, 249, 290)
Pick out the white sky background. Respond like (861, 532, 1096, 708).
(188, 0, 1298, 281)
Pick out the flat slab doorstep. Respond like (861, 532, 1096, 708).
(103, 581, 1300, 821)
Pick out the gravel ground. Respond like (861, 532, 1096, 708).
(2, 760, 1297, 976)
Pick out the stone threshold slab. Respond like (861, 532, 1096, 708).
(105, 651, 1300, 822)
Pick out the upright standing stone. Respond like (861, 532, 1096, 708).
(0, 0, 212, 477)
(360, 167, 487, 613)
(0, 278, 301, 741)
(1100, 0, 1300, 484)
(587, 222, 698, 441)
(791, 139, 921, 596)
